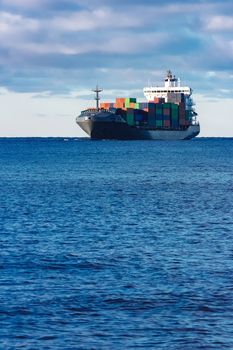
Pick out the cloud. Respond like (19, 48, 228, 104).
(0, 7, 170, 56)
(1, 0, 42, 8)
(0, 0, 232, 137)
(210, 36, 233, 59)
(0, 11, 39, 34)
(49, 8, 144, 32)
(204, 15, 233, 31)
(206, 71, 217, 78)
(0, 1, 232, 105)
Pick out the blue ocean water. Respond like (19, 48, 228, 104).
(0, 137, 233, 349)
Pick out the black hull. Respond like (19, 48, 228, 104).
(78, 119, 147, 140)
(77, 119, 200, 140)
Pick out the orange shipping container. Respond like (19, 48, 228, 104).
(100, 102, 109, 109)
(115, 104, 124, 109)
(115, 97, 125, 104)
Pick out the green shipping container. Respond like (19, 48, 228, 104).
(171, 105, 179, 112)
(125, 97, 137, 104)
(127, 115, 134, 126)
(156, 120, 163, 127)
(171, 109, 179, 118)
(163, 103, 171, 108)
(126, 108, 134, 126)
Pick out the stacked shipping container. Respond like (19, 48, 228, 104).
(100, 96, 192, 129)
(179, 101, 186, 126)
(156, 104, 163, 128)
(163, 103, 171, 128)
(171, 104, 179, 128)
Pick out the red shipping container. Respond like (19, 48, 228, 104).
(163, 108, 170, 116)
(163, 120, 171, 127)
(179, 111, 185, 119)
(179, 102, 185, 118)
(180, 120, 189, 126)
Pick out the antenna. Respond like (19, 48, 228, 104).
(92, 85, 103, 110)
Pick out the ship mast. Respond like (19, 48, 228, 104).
(92, 85, 103, 110)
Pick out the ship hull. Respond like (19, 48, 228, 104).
(77, 113, 200, 140)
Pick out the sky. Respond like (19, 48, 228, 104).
(0, 0, 233, 137)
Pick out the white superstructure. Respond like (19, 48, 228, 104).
(143, 70, 198, 124)
(143, 70, 191, 101)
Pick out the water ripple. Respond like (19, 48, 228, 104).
(0, 138, 233, 349)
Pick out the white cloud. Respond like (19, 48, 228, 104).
(50, 8, 143, 32)
(98, 32, 168, 54)
(1, 0, 45, 9)
(0, 15, 168, 56)
(166, 3, 214, 14)
(204, 15, 233, 32)
(204, 70, 233, 81)
(206, 71, 217, 78)
(0, 7, 169, 56)
(0, 11, 39, 44)
(0, 1, 232, 140)
(211, 36, 233, 59)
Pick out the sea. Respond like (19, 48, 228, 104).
(1, 137, 233, 350)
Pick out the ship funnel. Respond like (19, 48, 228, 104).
(92, 85, 103, 110)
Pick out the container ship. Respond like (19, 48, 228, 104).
(76, 70, 200, 140)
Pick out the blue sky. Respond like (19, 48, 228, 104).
(0, 0, 233, 136)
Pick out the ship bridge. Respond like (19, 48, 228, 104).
(143, 70, 192, 102)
